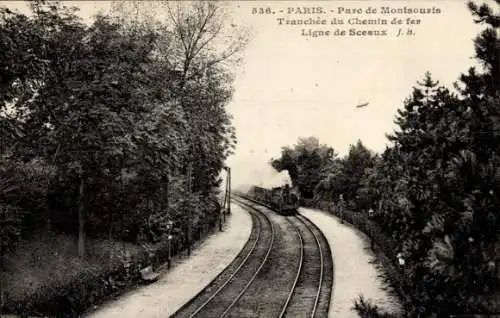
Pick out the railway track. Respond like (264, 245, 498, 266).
(225, 198, 302, 317)
(171, 197, 333, 317)
(282, 213, 333, 317)
(234, 197, 333, 318)
(169, 200, 275, 318)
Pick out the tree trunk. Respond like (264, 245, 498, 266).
(227, 167, 231, 214)
(187, 211, 192, 256)
(78, 176, 85, 259)
(165, 174, 169, 212)
(0, 255, 4, 307)
(108, 210, 113, 240)
(187, 163, 192, 256)
(46, 211, 52, 232)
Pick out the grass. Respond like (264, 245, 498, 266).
(1, 222, 217, 316)
(1, 230, 142, 304)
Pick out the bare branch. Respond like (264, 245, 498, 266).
(166, 2, 189, 56)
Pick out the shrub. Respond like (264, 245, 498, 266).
(0, 204, 23, 258)
(352, 295, 398, 318)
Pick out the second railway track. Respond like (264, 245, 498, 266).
(282, 213, 333, 317)
(235, 197, 333, 318)
(225, 199, 302, 317)
(170, 202, 274, 318)
(171, 197, 333, 317)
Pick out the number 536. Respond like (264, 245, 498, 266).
(252, 7, 273, 14)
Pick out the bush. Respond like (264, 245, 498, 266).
(0, 204, 24, 259)
(0, 160, 56, 239)
(1, 211, 221, 316)
(352, 295, 398, 318)
(2, 240, 154, 316)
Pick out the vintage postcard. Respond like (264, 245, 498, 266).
(0, 1, 498, 317)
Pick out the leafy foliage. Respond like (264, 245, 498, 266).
(272, 136, 337, 199)
(274, 1, 500, 316)
(352, 295, 398, 318)
(0, 2, 242, 312)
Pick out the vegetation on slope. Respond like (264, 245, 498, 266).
(272, 1, 500, 316)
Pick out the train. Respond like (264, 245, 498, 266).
(244, 184, 300, 215)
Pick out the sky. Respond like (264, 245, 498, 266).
(0, 0, 491, 188)
(226, 1, 487, 187)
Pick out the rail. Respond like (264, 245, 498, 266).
(296, 213, 325, 318)
(279, 218, 304, 318)
(218, 199, 275, 317)
(183, 198, 275, 318)
(236, 194, 329, 318)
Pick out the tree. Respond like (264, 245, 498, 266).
(271, 146, 299, 184)
(273, 1, 500, 315)
(110, 1, 248, 254)
(341, 140, 375, 206)
(0, 2, 187, 257)
(272, 137, 337, 200)
(311, 139, 375, 209)
(375, 1, 500, 311)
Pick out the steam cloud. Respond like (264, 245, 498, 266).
(230, 161, 292, 193)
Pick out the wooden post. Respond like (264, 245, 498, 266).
(165, 172, 169, 214)
(220, 179, 225, 232)
(78, 175, 85, 259)
(219, 211, 223, 231)
(167, 235, 171, 269)
(187, 162, 192, 256)
(227, 167, 231, 214)
(223, 174, 228, 214)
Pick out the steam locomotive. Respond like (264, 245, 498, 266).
(245, 184, 300, 215)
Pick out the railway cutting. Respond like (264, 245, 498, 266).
(171, 190, 333, 318)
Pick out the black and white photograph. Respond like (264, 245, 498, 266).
(0, 1, 499, 317)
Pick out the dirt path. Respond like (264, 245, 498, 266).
(85, 203, 252, 318)
(299, 207, 403, 317)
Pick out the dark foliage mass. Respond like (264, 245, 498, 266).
(273, 1, 500, 316)
(0, 0, 244, 314)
